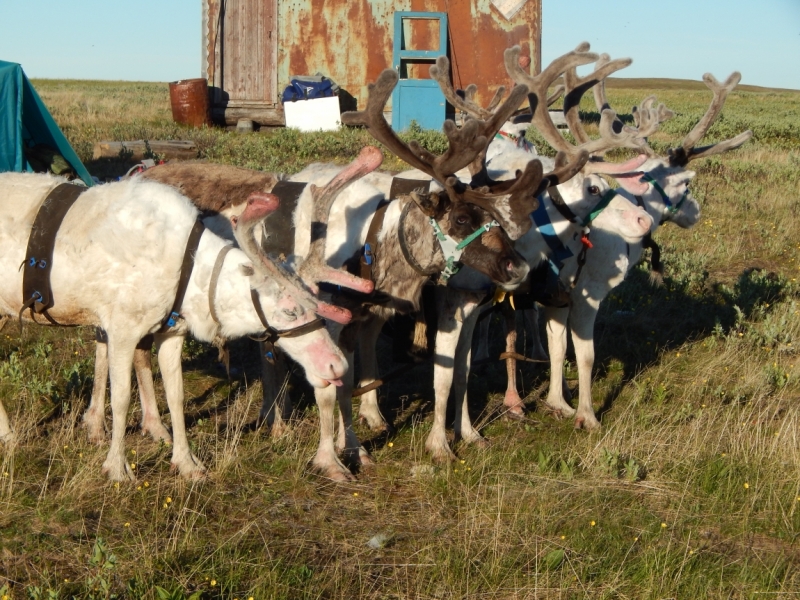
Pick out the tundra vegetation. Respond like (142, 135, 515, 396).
(0, 76, 799, 598)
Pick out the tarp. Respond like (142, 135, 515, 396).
(0, 60, 93, 186)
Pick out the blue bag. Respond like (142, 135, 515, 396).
(281, 78, 334, 103)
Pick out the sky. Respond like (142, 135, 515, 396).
(0, 0, 798, 90)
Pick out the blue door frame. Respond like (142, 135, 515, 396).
(391, 11, 448, 133)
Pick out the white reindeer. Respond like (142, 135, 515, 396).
(533, 67, 753, 429)
(0, 154, 378, 480)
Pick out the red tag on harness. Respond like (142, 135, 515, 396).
(580, 235, 593, 249)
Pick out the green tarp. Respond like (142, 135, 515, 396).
(0, 60, 93, 186)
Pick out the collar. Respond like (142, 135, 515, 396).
(640, 172, 688, 219)
(581, 188, 618, 227)
(494, 129, 535, 153)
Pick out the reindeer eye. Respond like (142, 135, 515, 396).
(455, 215, 470, 226)
(282, 309, 298, 321)
(588, 185, 600, 195)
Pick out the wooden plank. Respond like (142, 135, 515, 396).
(92, 140, 198, 161)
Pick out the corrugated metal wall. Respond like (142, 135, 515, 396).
(206, 0, 541, 124)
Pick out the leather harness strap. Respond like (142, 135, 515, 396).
(262, 180, 307, 255)
(158, 219, 206, 334)
(359, 199, 391, 281)
(634, 194, 662, 273)
(208, 243, 235, 326)
(21, 183, 87, 326)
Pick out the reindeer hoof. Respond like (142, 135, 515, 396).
(171, 454, 207, 480)
(574, 414, 601, 431)
(142, 422, 172, 444)
(102, 460, 135, 482)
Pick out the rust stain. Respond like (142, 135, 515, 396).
(211, 0, 540, 112)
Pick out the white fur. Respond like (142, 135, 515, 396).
(0, 173, 347, 481)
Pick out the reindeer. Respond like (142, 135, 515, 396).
(83, 68, 572, 480)
(350, 45, 659, 462)
(533, 65, 753, 429)
(0, 148, 379, 481)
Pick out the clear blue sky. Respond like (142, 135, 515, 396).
(1, 0, 798, 90)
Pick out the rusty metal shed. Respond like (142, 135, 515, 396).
(201, 0, 541, 126)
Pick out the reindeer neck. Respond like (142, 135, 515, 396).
(371, 198, 444, 314)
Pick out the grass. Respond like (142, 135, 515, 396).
(1, 76, 800, 598)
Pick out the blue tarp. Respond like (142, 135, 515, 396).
(0, 60, 93, 186)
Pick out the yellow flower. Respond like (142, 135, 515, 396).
(634, 537, 639, 542)
(124, 522, 130, 527)
(210, 580, 217, 587)
(661, 522, 667, 528)
(130, 463, 136, 470)
(744, 483, 750, 489)
(560, 535, 565, 540)
(166, 497, 172, 503)
(387, 442, 393, 448)
(131, 449, 136, 455)
(144, 481, 150, 487)
(590, 520, 596, 527)
(460, 460, 466, 464)
(353, 492, 359, 497)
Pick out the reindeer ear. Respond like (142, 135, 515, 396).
(410, 190, 445, 218)
(238, 263, 255, 277)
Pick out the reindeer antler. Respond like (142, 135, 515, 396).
(232, 194, 354, 325)
(668, 72, 753, 166)
(297, 145, 381, 293)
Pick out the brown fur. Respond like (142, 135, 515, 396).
(140, 162, 279, 213)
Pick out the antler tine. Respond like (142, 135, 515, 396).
(546, 149, 591, 186)
(296, 146, 381, 294)
(576, 109, 651, 156)
(431, 57, 493, 120)
(504, 44, 598, 158)
(547, 85, 565, 107)
(232, 196, 355, 322)
(342, 68, 522, 186)
(563, 50, 632, 146)
(675, 72, 744, 159)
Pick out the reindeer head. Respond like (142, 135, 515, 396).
(341, 69, 553, 289)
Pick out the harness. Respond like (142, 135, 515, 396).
(639, 172, 688, 223)
(158, 220, 206, 333)
(20, 183, 88, 327)
(494, 129, 535, 153)
(204, 242, 326, 366)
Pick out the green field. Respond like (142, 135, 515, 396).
(1, 76, 800, 598)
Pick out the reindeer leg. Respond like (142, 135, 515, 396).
(543, 305, 576, 418)
(334, 347, 373, 468)
(502, 302, 525, 416)
(258, 344, 291, 438)
(570, 296, 602, 430)
(524, 305, 549, 362)
(473, 308, 491, 363)
(101, 331, 138, 481)
(453, 302, 487, 447)
(155, 334, 206, 479)
(133, 336, 171, 443)
(84, 333, 110, 444)
(0, 399, 13, 444)
(426, 288, 469, 463)
(356, 315, 389, 431)
(313, 384, 354, 481)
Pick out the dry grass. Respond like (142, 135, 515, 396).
(1, 78, 800, 598)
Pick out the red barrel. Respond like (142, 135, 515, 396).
(168, 78, 211, 127)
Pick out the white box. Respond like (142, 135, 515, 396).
(283, 96, 341, 132)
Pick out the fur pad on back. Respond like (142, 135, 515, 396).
(141, 162, 279, 214)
